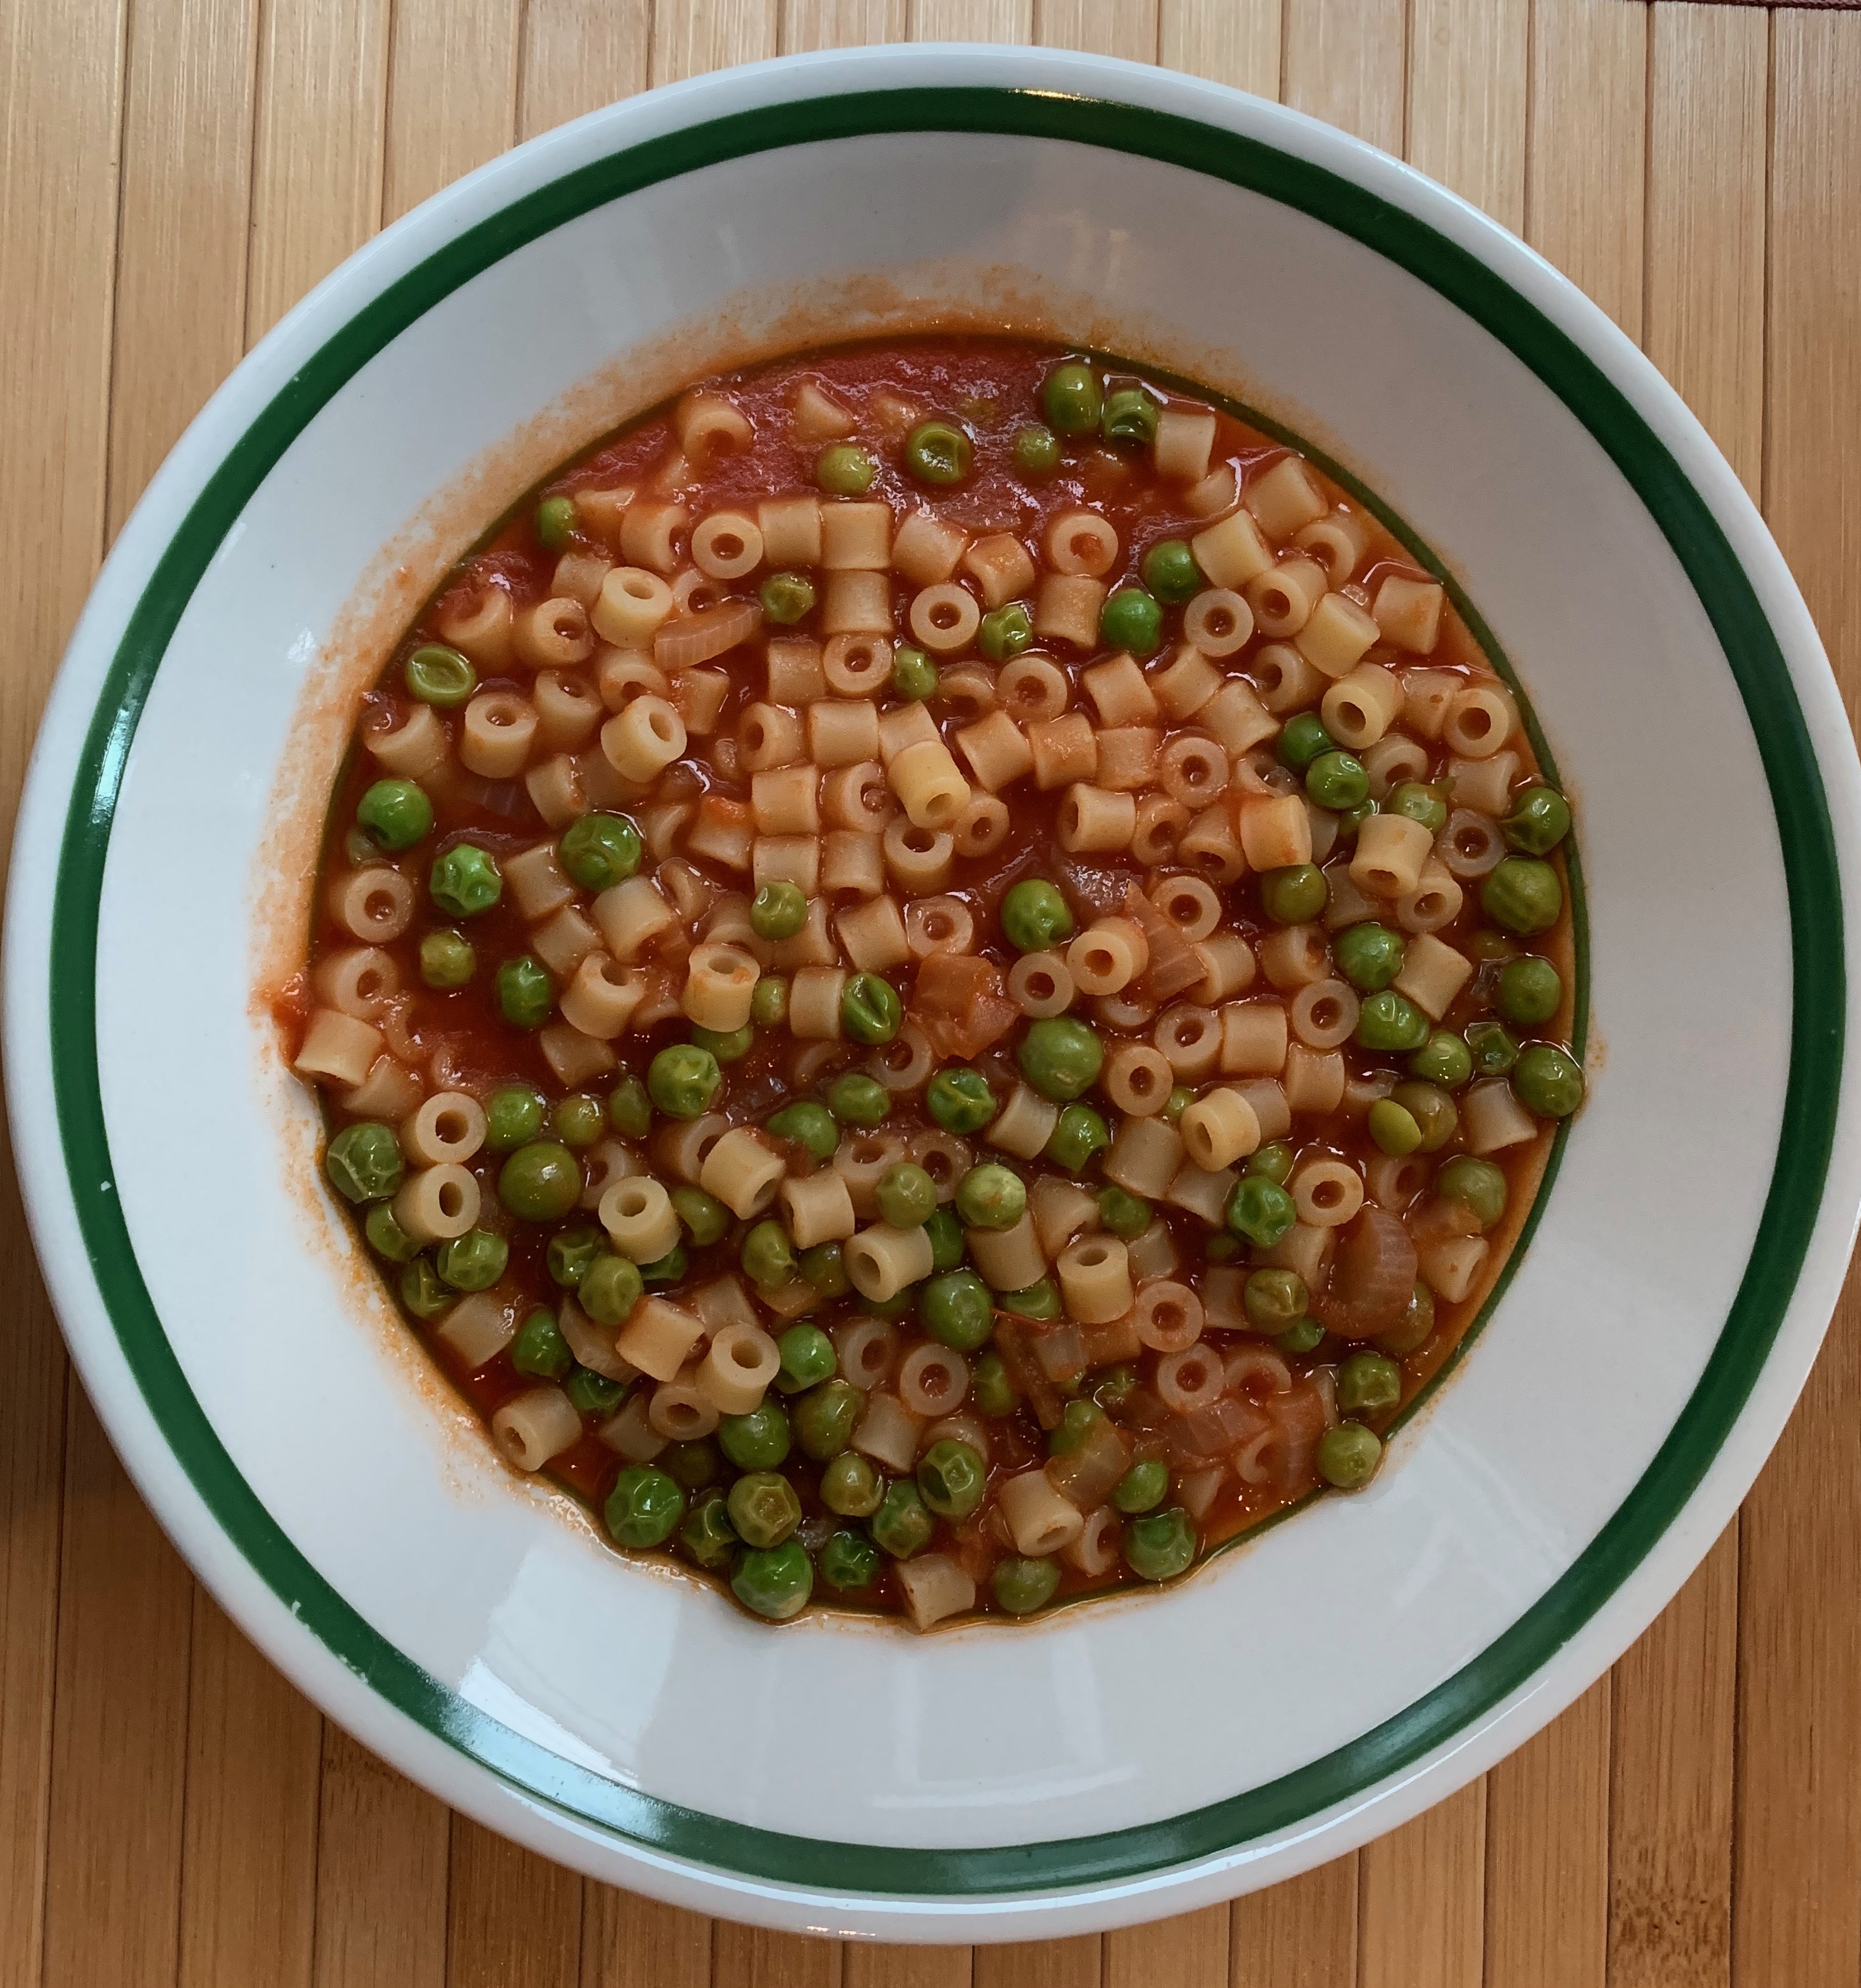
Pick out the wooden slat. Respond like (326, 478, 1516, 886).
(1359, 1780, 1485, 1988)
(712, 1921, 842, 1988)
(1736, 22, 1861, 1988)
(781, 0, 907, 52)
(312, 1725, 450, 1988)
(1160, 0, 1280, 101)
(845, 1944, 972, 1988)
(1035, 0, 1157, 61)
(1406, 0, 1528, 232)
(1106, 1903, 1227, 1988)
(1282, 0, 1406, 154)
(382, 0, 520, 225)
(1231, 1857, 1358, 1988)
(579, 1888, 710, 1988)
(447, 1814, 582, 1988)
(649, 1, 778, 87)
(911, 0, 1032, 39)
(516, 0, 649, 142)
(973, 1936, 1100, 1988)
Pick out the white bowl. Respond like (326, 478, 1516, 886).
(9, 44, 1860, 1943)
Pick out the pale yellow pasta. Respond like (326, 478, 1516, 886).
(1008, 951, 1075, 1018)
(1193, 932, 1256, 1003)
(906, 581, 980, 654)
(1074, 657, 1152, 730)
(686, 794, 752, 871)
(1150, 1003, 1219, 1081)
(1443, 680, 1518, 758)
(737, 700, 804, 770)
(1366, 1151, 1428, 1209)
(897, 1343, 970, 1421)
(1001, 1470, 1085, 1556)
(1033, 572, 1106, 650)
(1238, 1077, 1292, 1142)
(435, 584, 515, 669)
(1463, 1078, 1540, 1154)
(531, 672, 602, 755)
(329, 867, 414, 944)
(1156, 1344, 1227, 1414)
(1178, 1087, 1262, 1171)
(365, 701, 447, 778)
(1249, 639, 1325, 716)
(896, 1554, 977, 1632)
(692, 1129, 783, 1222)
(314, 945, 397, 1020)
(296, 1009, 383, 1087)
(1363, 731, 1431, 798)
(551, 550, 611, 606)
(1103, 1042, 1174, 1116)
(1179, 804, 1246, 884)
(1220, 1001, 1289, 1076)
(616, 1297, 704, 1383)
(766, 637, 825, 704)
(1239, 793, 1313, 871)
(1163, 1159, 1234, 1227)
(1283, 1043, 1347, 1115)
(822, 632, 891, 697)
(600, 1175, 683, 1262)
(1125, 1219, 1180, 1285)
(1294, 590, 1382, 680)
(1321, 662, 1405, 750)
(1351, 811, 1435, 898)
(1342, 1068, 1397, 1117)
(1182, 587, 1254, 657)
(1246, 555, 1328, 637)
(393, 1162, 479, 1245)
(1066, 918, 1148, 997)
(948, 711, 1027, 792)
(822, 570, 893, 634)
(340, 1057, 420, 1122)
(623, 502, 688, 573)
(601, 695, 686, 781)
(996, 655, 1069, 725)
(1159, 735, 1229, 809)
(876, 702, 939, 768)
(1246, 454, 1328, 539)
(1153, 406, 1217, 482)
(1057, 784, 1136, 854)
(821, 829, 884, 898)
(749, 764, 819, 837)
(1102, 1116, 1183, 1198)
(674, 393, 752, 461)
(1393, 933, 1474, 1019)
(1030, 1174, 1099, 1258)
(1097, 991, 1156, 1031)
(654, 1112, 728, 1185)
(438, 1294, 517, 1371)
(681, 943, 759, 1032)
(1190, 506, 1273, 588)
(1397, 668, 1457, 740)
(833, 1133, 906, 1219)
(791, 380, 854, 440)
(503, 842, 575, 920)
(1396, 862, 1466, 934)
(849, 1390, 922, 1473)
(1418, 1232, 1490, 1304)
(491, 1387, 583, 1472)
(592, 874, 675, 960)
(770, 897, 836, 969)
(1440, 809, 1507, 880)
(512, 596, 595, 672)
(1290, 977, 1359, 1049)
(953, 794, 1009, 857)
(560, 954, 642, 1039)
(1148, 645, 1221, 720)
(1056, 1236, 1133, 1325)
(1292, 1160, 1365, 1229)
(846, 1222, 936, 1303)
(1260, 924, 1328, 992)
(820, 500, 893, 570)
(1143, 874, 1217, 944)
(402, 1091, 485, 1167)
(758, 494, 822, 567)
(1131, 797, 1190, 866)
(891, 509, 969, 586)
(821, 757, 891, 828)
(1044, 508, 1119, 575)
(962, 531, 1037, 608)
(882, 816, 954, 891)
(591, 567, 675, 646)
(1293, 509, 1369, 585)
(1201, 680, 1279, 759)
(1028, 714, 1096, 788)
(648, 1369, 720, 1442)
(1373, 574, 1446, 653)
(752, 834, 820, 893)
(788, 964, 846, 1040)
(888, 740, 970, 831)
(988, 1083, 1059, 1161)
(1448, 749, 1519, 817)
(905, 1126, 969, 1200)
(780, 1169, 856, 1250)
(539, 1023, 617, 1089)
(1184, 464, 1239, 519)
(599, 1393, 666, 1464)
(967, 1214, 1045, 1292)
(690, 510, 763, 580)
(836, 894, 910, 972)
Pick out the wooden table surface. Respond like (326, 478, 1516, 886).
(1, 1, 1856, 1982)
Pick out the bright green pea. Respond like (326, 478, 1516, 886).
(690, 1023, 753, 1064)
(870, 1479, 934, 1558)
(819, 1529, 881, 1592)
(605, 1466, 684, 1547)
(1102, 385, 1160, 445)
(498, 1140, 581, 1221)
(356, 778, 432, 851)
(821, 1447, 882, 1515)
(325, 1122, 402, 1203)
(877, 1163, 937, 1229)
(559, 812, 642, 889)
(972, 1351, 1020, 1418)
(418, 929, 474, 989)
(1356, 990, 1430, 1053)
(740, 1219, 796, 1291)
(1141, 538, 1203, 605)
(579, 1252, 644, 1327)
(760, 571, 816, 624)
(919, 1268, 993, 1351)
(1306, 750, 1370, 810)
(546, 1225, 601, 1287)
(979, 601, 1033, 663)
(1228, 1174, 1296, 1250)
(927, 1066, 996, 1134)
(1335, 797, 1377, 840)
(1333, 921, 1406, 991)
(1409, 1030, 1474, 1088)
(1482, 856, 1563, 936)
(917, 1439, 985, 1520)
(1514, 1044, 1585, 1119)
(552, 1093, 605, 1148)
(495, 955, 553, 1028)
(535, 493, 579, 550)
(1000, 879, 1073, 953)
(364, 1202, 419, 1263)
(1249, 1142, 1294, 1184)
(565, 1365, 626, 1415)
(1097, 1184, 1152, 1239)
(1042, 361, 1103, 435)
(956, 1162, 1027, 1232)
(1339, 1351, 1402, 1415)
(924, 1208, 965, 1273)
(1498, 955, 1562, 1025)
(841, 972, 902, 1045)
(1013, 423, 1061, 474)
(750, 973, 789, 1028)
(1368, 1099, 1423, 1157)
(1376, 1281, 1436, 1356)
(1388, 781, 1450, 836)
(732, 1541, 813, 1620)
(997, 1277, 1059, 1320)
(768, 1099, 839, 1160)
(1114, 1459, 1169, 1514)
(1045, 1103, 1109, 1174)
(798, 1240, 850, 1298)
(1383, 1080, 1453, 1154)
(1437, 1154, 1508, 1229)
(1100, 586, 1163, 657)
(1277, 712, 1334, 771)
(726, 1469, 800, 1548)
(827, 1071, 890, 1126)
(1317, 1422, 1383, 1488)
(1017, 1016, 1102, 1101)
(775, 1324, 836, 1395)
(992, 1555, 1061, 1616)
(795, 1378, 864, 1461)
(893, 643, 938, 700)
(511, 1310, 572, 1380)
(670, 1185, 730, 1247)
(430, 843, 502, 918)
(642, 1243, 686, 1286)
(1260, 864, 1327, 925)
(817, 443, 875, 495)
(607, 1075, 651, 1138)
(1465, 1019, 1519, 1076)
(1277, 1318, 1325, 1354)
(1123, 1507, 1196, 1581)
(400, 1257, 451, 1320)
(437, 1228, 507, 1291)
(404, 643, 476, 707)
(1502, 785, 1572, 855)
(904, 420, 971, 486)
(1244, 1267, 1306, 1332)
(679, 1491, 737, 1569)
(1047, 1399, 1103, 1457)
(719, 1400, 792, 1471)
(647, 1044, 721, 1119)
(750, 879, 807, 941)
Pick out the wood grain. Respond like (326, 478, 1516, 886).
(784, 0, 908, 52)
(447, 1814, 582, 1988)
(846, 1943, 973, 1988)
(383, 0, 520, 224)
(1107, 1903, 1228, 1988)
(313, 1725, 450, 1988)
(911, 0, 1032, 40)
(1231, 1857, 1357, 1988)
(1160, 0, 1279, 102)
(651, 0, 778, 87)
(1036, 0, 1157, 61)
(1359, 1780, 1486, 1988)
(1282, 0, 1406, 155)
(974, 1937, 1100, 1988)
(712, 1921, 842, 1988)
(517, 0, 650, 142)
(1406, 0, 1527, 233)
(579, 1886, 712, 1988)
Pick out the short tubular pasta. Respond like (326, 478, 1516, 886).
(1056, 1236, 1133, 1325)
(908, 583, 982, 653)
(1246, 557, 1328, 637)
(889, 740, 971, 830)
(435, 583, 514, 668)
(592, 567, 675, 646)
(491, 1388, 583, 1471)
(1044, 509, 1119, 575)
(682, 942, 759, 1031)
(952, 794, 1009, 857)
(1440, 809, 1507, 879)
(1153, 1003, 1221, 1080)
(365, 701, 447, 777)
(1177, 1088, 1260, 1172)
(1290, 978, 1359, 1049)
(330, 868, 414, 944)
(601, 696, 687, 781)
(315, 945, 398, 1020)
(1155, 1344, 1226, 1414)
(1291, 1160, 1365, 1228)
(1008, 951, 1075, 1018)
(870, 1020, 935, 1091)
(690, 511, 763, 579)
(1133, 1279, 1203, 1352)
(1182, 587, 1253, 656)
(1103, 1042, 1173, 1116)
(1396, 864, 1465, 934)
(394, 1163, 479, 1244)
(1443, 680, 1517, 757)
(402, 1092, 485, 1166)
(1131, 797, 1190, 865)
(648, 1371, 720, 1442)
(1066, 919, 1148, 997)
(996, 655, 1071, 723)
(1159, 734, 1229, 808)
(906, 1127, 971, 1202)
(1149, 874, 1222, 943)
(460, 691, 538, 778)
(904, 895, 972, 958)
(515, 596, 595, 669)
(898, 1344, 970, 1419)
(1058, 785, 1136, 853)
(699, 1323, 781, 1416)
(999, 1471, 1085, 1557)
(601, 1176, 683, 1262)
(882, 816, 954, 891)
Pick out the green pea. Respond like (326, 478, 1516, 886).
(1207, 1234, 1239, 1262)
(817, 443, 875, 495)
(1467, 929, 1515, 965)
(716, 1397, 790, 1472)
(819, 1529, 881, 1592)
(1376, 1281, 1436, 1356)
(364, 1202, 419, 1263)
(972, 1351, 1020, 1418)
(511, 1310, 572, 1380)
(401, 1257, 452, 1320)
(356, 778, 432, 852)
(559, 812, 642, 890)
(1383, 1081, 1452, 1154)
(1045, 1103, 1109, 1174)
(1388, 780, 1450, 836)
(893, 643, 938, 701)
(1409, 1030, 1474, 1089)
(1047, 1399, 1103, 1457)
(726, 1469, 801, 1548)
(1317, 1422, 1383, 1489)
(535, 493, 579, 550)
(750, 879, 807, 941)
(642, 1245, 686, 1289)
(494, 955, 553, 1029)
(1277, 1318, 1325, 1354)
(774, 1324, 836, 1395)
(1260, 864, 1327, 925)
(690, 1022, 753, 1064)
(418, 929, 474, 989)
(1502, 785, 1572, 855)
(841, 972, 903, 1045)
(1277, 712, 1334, 772)
(877, 1163, 937, 1229)
(1227, 1174, 1297, 1250)
(436, 1228, 507, 1291)
(1000, 879, 1073, 953)
(1140, 537, 1203, 605)
(760, 571, 816, 624)
(956, 1163, 1027, 1232)
(1123, 1507, 1196, 1581)
(750, 974, 789, 1028)
(1306, 750, 1369, 810)
(997, 1277, 1059, 1320)
(608, 1075, 652, 1138)
(917, 1439, 985, 1520)
(1097, 1184, 1152, 1239)
(1333, 921, 1406, 991)
(1099, 586, 1163, 657)
(404, 642, 476, 707)
(979, 601, 1033, 663)
(924, 1208, 965, 1272)
(551, 1094, 605, 1148)
(1498, 956, 1562, 1026)
(768, 1099, 839, 1160)
(1013, 423, 1062, 474)
(1367, 1099, 1423, 1157)
(497, 1140, 581, 1222)
(647, 1044, 721, 1120)
(579, 1252, 644, 1326)
(1465, 1019, 1519, 1077)
(1102, 385, 1160, 445)
(605, 1466, 684, 1547)
(670, 1185, 730, 1247)
(1114, 1459, 1169, 1514)
(927, 1066, 996, 1134)
(1017, 1016, 1102, 1102)
(565, 1365, 626, 1415)
(992, 1555, 1062, 1615)
(732, 1540, 814, 1620)
(546, 1225, 602, 1287)
(430, 843, 502, 918)
(1042, 361, 1103, 435)
(1095, 1365, 1140, 1409)
(1335, 797, 1378, 840)
(740, 1219, 796, 1291)
(870, 1479, 934, 1558)
(904, 420, 971, 486)
(821, 1447, 882, 1515)
(1356, 990, 1430, 1053)
(1244, 1267, 1306, 1332)
(919, 1268, 994, 1351)
(325, 1122, 402, 1203)
(1436, 1154, 1507, 1229)
(798, 1240, 850, 1298)
(1339, 1351, 1402, 1415)
(793, 1377, 861, 1461)
(679, 1491, 737, 1569)
(1514, 1044, 1585, 1119)
(1482, 856, 1563, 936)
(1248, 1142, 1294, 1184)
(827, 1071, 890, 1126)
(664, 1438, 720, 1490)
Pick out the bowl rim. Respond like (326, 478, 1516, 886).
(8, 42, 1859, 1936)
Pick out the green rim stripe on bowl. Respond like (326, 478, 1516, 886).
(45, 87, 1840, 1895)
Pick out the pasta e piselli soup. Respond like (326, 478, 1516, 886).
(285, 338, 1583, 1632)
